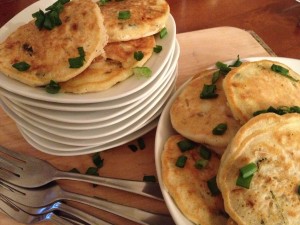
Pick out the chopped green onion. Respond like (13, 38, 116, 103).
(271, 64, 298, 82)
(143, 175, 156, 182)
(137, 137, 145, 150)
(230, 55, 242, 67)
(177, 140, 195, 152)
(12, 61, 30, 71)
(253, 105, 300, 117)
(212, 123, 227, 135)
(134, 51, 144, 61)
(92, 153, 104, 168)
(216, 61, 231, 75)
(199, 145, 212, 160)
(236, 174, 254, 189)
(194, 159, 208, 169)
(69, 168, 80, 173)
(45, 80, 61, 94)
(159, 27, 168, 39)
(133, 67, 152, 78)
(153, 45, 162, 53)
(32, 10, 45, 29)
(176, 155, 187, 168)
(207, 176, 220, 196)
(211, 71, 221, 84)
(128, 144, 138, 152)
(78, 47, 85, 60)
(85, 167, 99, 176)
(69, 47, 85, 68)
(240, 162, 257, 178)
(200, 84, 218, 99)
(118, 10, 131, 20)
(97, 0, 111, 5)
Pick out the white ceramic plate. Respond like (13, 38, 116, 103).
(154, 57, 300, 225)
(0, 0, 176, 103)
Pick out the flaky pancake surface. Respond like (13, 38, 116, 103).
(170, 70, 241, 154)
(0, 0, 107, 87)
(59, 35, 155, 93)
(161, 134, 228, 225)
(217, 113, 300, 225)
(223, 60, 300, 124)
(99, 0, 169, 42)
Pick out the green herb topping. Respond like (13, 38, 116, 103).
(153, 45, 163, 53)
(207, 176, 220, 196)
(134, 51, 144, 61)
(271, 64, 298, 82)
(118, 10, 131, 20)
(195, 159, 208, 170)
(253, 106, 300, 117)
(159, 27, 168, 39)
(133, 67, 152, 78)
(212, 123, 227, 135)
(128, 144, 138, 152)
(200, 84, 218, 99)
(236, 162, 258, 189)
(143, 175, 156, 182)
(85, 167, 99, 176)
(92, 153, 104, 168)
(137, 137, 146, 150)
(69, 47, 85, 68)
(12, 61, 31, 71)
(69, 168, 80, 173)
(45, 80, 61, 94)
(32, 0, 70, 30)
(199, 145, 212, 160)
(177, 139, 195, 152)
(236, 174, 254, 189)
(97, 0, 111, 5)
(176, 155, 188, 168)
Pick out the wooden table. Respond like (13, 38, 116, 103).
(0, 1, 299, 225)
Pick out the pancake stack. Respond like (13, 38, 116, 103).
(160, 58, 300, 225)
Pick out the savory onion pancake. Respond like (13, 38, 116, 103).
(223, 60, 300, 124)
(59, 35, 155, 93)
(0, 0, 107, 87)
(217, 113, 300, 225)
(161, 134, 228, 225)
(170, 69, 241, 155)
(99, 0, 169, 42)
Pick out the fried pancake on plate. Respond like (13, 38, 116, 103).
(223, 60, 300, 124)
(99, 0, 169, 42)
(59, 35, 155, 93)
(161, 134, 228, 225)
(0, 0, 107, 87)
(170, 69, 241, 155)
(217, 113, 300, 225)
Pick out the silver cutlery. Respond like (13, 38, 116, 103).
(0, 145, 163, 200)
(0, 180, 174, 225)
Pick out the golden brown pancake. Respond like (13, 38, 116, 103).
(0, 0, 107, 87)
(59, 35, 155, 93)
(170, 69, 241, 155)
(223, 60, 300, 124)
(161, 134, 228, 225)
(99, 0, 169, 42)
(217, 113, 300, 225)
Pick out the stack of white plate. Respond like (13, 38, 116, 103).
(0, 1, 180, 156)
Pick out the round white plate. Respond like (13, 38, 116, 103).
(154, 57, 300, 225)
(3, 41, 179, 124)
(0, 0, 176, 103)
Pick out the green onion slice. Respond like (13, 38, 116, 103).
(240, 162, 257, 178)
(92, 153, 104, 168)
(143, 175, 156, 182)
(118, 10, 131, 20)
(199, 145, 212, 160)
(69, 168, 80, 173)
(159, 27, 168, 39)
(69, 47, 85, 68)
(211, 71, 221, 84)
(236, 174, 254, 189)
(85, 167, 99, 176)
(128, 144, 138, 152)
(45, 80, 61, 94)
(216, 61, 231, 75)
(153, 45, 163, 53)
(134, 51, 144, 61)
(133, 67, 152, 78)
(271, 64, 298, 82)
(176, 155, 188, 168)
(195, 159, 208, 169)
(177, 140, 195, 152)
(12, 61, 30, 71)
(200, 84, 218, 99)
(137, 137, 145, 150)
(212, 123, 227, 135)
(230, 55, 242, 67)
(207, 176, 220, 196)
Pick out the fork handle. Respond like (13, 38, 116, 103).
(54, 170, 163, 200)
(48, 213, 74, 225)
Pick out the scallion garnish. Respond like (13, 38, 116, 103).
(200, 84, 218, 99)
(229, 55, 242, 67)
(176, 155, 187, 168)
(69, 47, 85, 68)
(195, 159, 208, 169)
(12, 61, 30, 71)
(159, 27, 168, 39)
(92, 153, 104, 168)
(271, 64, 298, 82)
(236, 174, 254, 189)
(134, 51, 144, 61)
(128, 144, 138, 152)
(85, 167, 99, 176)
(253, 105, 300, 117)
(207, 176, 220, 196)
(133, 67, 152, 78)
(137, 137, 145, 150)
(239, 162, 257, 178)
(118, 10, 131, 20)
(143, 175, 156, 182)
(69, 168, 80, 173)
(153, 45, 162, 53)
(199, 145, 212, 160)
(177, 140, 195, 152)
(211, 71, 221, 84)
(212, 123, 227, 135)
(216, 61, 231, 75)
(45, 80, 61, 94)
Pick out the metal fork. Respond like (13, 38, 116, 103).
(0, 195, 74, 225)
(0, 146, 163, 200)
(0, 180, 174, 225)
